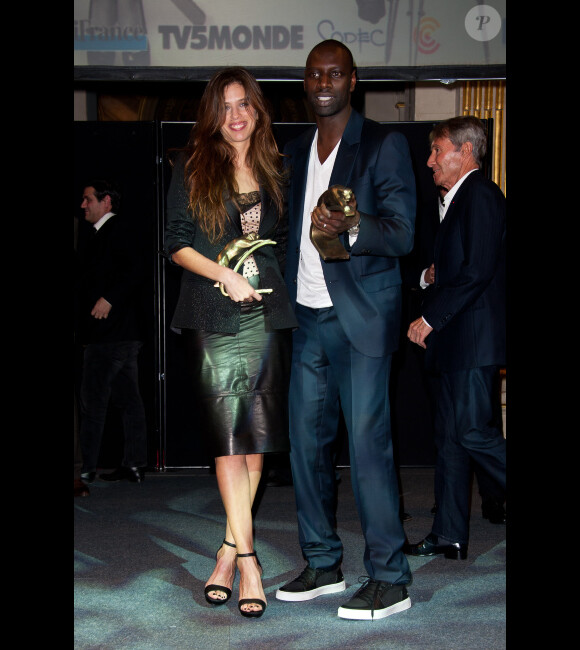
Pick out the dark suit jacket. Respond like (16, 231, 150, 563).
(164, 156, 298, 334)
(75, 214, 147, 345)
(283, 110, 416, 358)
(422, 170, 506, 373)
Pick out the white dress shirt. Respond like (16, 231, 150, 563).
(419, 169, 477, 328)
(93, 211, 115, 231)
(419, 170, 477, 289)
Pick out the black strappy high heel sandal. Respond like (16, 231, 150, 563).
(236, 552, 267, 618)
(204, 539, 237, 605)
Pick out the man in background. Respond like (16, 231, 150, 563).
(406, 116, 506, 559)
(76, 179, 148, 484)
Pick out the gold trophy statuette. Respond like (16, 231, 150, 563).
(214, 232, 276, 297)
(310, 185, 356, 261)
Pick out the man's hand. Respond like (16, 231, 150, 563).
(407, 317, 433, 349)
(311, 193, 359, 237)
(91, 297, 112, 319)
(424, 263, 435, 285)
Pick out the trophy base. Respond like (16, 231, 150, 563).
(310, 225, 350, 261)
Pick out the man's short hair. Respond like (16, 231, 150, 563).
(86, 179, 121, 212)
(430, 116, 487, 167)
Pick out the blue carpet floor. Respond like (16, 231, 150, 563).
(74, 467, 506, 649)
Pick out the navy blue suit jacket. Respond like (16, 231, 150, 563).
(422, 170, 506, 373)
(283, 110, 416, 358)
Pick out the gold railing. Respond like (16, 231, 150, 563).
(462, 80, 506, 196)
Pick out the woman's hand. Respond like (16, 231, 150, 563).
(221, 268, 262, 303)
(172, 246, 262, 304)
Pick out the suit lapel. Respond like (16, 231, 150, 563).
(259, 186, 276, 234)
(433, 171, 479, 254)
(328, 111, 363, 247)
(224, 197, 243, 235)
(290, 128, 316, 240)
(329, 110, 363, 187)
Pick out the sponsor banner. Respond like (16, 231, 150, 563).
(74, 0, 505, 70)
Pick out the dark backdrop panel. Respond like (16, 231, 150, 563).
(74, 119, 491, 470)
(158, 120, 475, 468)
(74, 122, 159, 469)
(158, 122, 210, 467)
(158, 122, 324, 468)
(389, 120, 492, 466)
(387, 121, 439, 467)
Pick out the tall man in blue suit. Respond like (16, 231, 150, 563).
(406, 116, 506, 560)
(275, 40, 416, 621)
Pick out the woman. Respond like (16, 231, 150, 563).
(164, 68, 297, 618)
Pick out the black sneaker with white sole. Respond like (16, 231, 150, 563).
(276, 566, 346, 601)
(337, 579, 411, 620)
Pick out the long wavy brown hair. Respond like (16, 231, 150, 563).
(182, 67, 286, 243)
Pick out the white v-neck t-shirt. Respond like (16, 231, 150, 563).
(296, 131, 341, 308)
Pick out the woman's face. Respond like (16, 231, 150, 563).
(219, 82, 258, 148)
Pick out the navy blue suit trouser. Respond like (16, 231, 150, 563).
(432, 365, 506, 544)
(288, 303, 412, 585)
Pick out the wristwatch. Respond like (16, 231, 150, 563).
(347, 214, 361, 235)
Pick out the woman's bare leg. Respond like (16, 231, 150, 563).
(213, 453, 266, 613)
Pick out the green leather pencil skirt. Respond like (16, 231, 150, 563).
(183, 303, 292, 458)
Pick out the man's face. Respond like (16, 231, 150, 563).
(304, 45, 356, 118)
(427, 136, 464, 190)
(81, 187, 109, 224)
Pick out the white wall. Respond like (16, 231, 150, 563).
(74, 90, 89, 121)
(413, 81, 462, 121)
